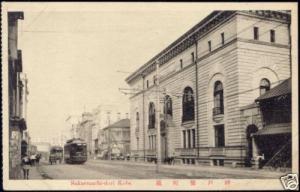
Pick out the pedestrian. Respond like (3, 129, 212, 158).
(254, 152, 265, 169)
(36, 154, 41, 165)
(21, 154, 30, 179)
(30, 154, 36, 166)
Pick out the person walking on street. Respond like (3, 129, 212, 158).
(36, 154, 41, 165)
(21, 155, 30, 179)
(30, 154, 36, 166)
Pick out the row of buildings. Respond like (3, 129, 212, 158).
(125, 10, 292, 168)
(65, 105, 130, 159)
(8, 11, 36, 179)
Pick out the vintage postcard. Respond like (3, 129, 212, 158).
(1, 2, 299, 191)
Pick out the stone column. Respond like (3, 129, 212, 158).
(252, 136, 259, 169)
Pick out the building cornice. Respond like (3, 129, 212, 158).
(129, 36, 289, 100)
(126, 10, 290, 84)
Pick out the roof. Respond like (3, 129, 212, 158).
(125, 11, 291, 84)
(252, 123, 291, 136)
(104, 118, 130, 129)
(256, 78, 291, 101)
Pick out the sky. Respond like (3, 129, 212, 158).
(5, 3, 213, 142)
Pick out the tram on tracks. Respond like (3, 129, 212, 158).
(49, 146, 63, 164)
(64, 138, 87, 164)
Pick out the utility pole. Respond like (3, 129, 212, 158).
(108, 127, 111, 160)
(155, 61, 161, 173)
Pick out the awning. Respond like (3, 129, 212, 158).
(255, 78, 291, 101)
(253, 123, 291, 136)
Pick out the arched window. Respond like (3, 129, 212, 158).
(164, 95, 172, 117)
(148, 102, 155, 129)
(182, 87, 195, 122)
(260, 78, 271, 95)
(213, 81, 224, 115)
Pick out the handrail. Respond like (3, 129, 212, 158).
(264, 139, 291, 167)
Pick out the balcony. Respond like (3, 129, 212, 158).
(175, 146, 246, 158)
(213, 107, 224, 116)
(131, 150, 144, 157)
(175, 148, 197, 156)
(208, 146, 245, 157)
(145, 149, 156, 156)
(209, 147, 225, 156)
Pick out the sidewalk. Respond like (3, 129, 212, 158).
(89, 159, 288, 179)
(28, 165, 44, 180)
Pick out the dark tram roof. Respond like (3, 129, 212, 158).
(50, 146, 63, 150)
(66, 138, 86, 144)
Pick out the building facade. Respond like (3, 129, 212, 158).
(92, 104, 129, 156)
(8, 11, 28, 179)
(97, 119, 130, 159)
(31, 142, 51, 161)
(77, 112, 95, 157)
(126, 11, 291, 167)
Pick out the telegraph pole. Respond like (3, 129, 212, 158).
(155, 61, 161, 173)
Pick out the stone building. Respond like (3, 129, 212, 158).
(126, 11, 291, 167)
(8, 11, 28, 179)
(97, 119, 130, 159)
(77, 112, 95, 157)
(92, 104, 129, 156)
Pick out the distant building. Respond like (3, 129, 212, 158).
(32, 142, 51, 161)
(91, 104, 129, 157)
(8, 11, 26, 179)
(97, 119, 130, 159)
(77, 112, 94, 157)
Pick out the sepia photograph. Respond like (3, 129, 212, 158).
(1, 2, 298, 190)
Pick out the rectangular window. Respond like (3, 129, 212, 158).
(215, 125, 225, 147)
(254, 27, 259, 40)
(270, 30, 275, 43)
(221, 32, 225, 45)
(183, 130, 186, 148)
(180, 59, 183, 69)
(187, 129, 191, 148)
(153, 75, 156, 85)
(191, 52, 195, 63)
(146, 80, 149, 88)
(208, 41, 212, 52)
(154, 135, 156, 149)
(191, 159, 195, 164)
(137, 138, 139, 150)
(192, 129, 196, 148)
(149, 136, 151, 149)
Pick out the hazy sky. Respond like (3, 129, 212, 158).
(6, 3, 212, 141)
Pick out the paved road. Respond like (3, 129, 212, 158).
(37, 160, 285, 179)
(38, 160, 197, 179)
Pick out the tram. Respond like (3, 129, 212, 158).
(64, 138, 87, 164)
(49, 146, 63, 164)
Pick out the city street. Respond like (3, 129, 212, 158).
(37, 160, 196, 179)
(34, 159, 286, 180)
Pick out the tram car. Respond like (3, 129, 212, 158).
(64, 138, 87, 164)
(49, 146, 63, 164)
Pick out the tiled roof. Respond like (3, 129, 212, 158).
(255, 78, 291, 101)
(105, 118, 130, 129)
